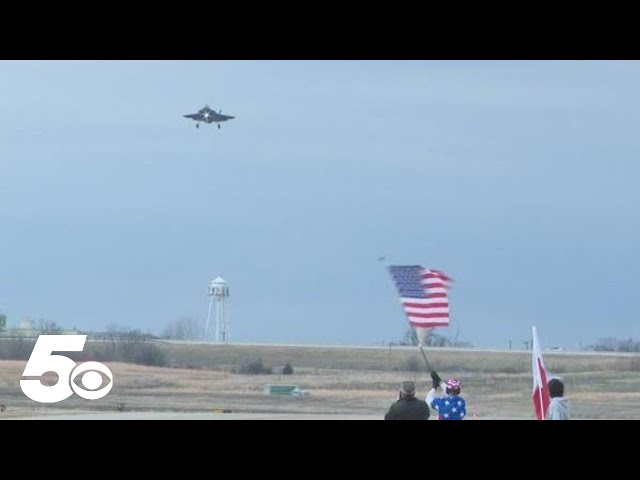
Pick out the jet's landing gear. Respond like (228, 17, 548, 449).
(217, 124, 221, 130)
(196, 123, 200, 129)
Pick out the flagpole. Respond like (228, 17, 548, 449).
(418, 344, 433, 372)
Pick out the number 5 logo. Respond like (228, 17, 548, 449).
(20, 335, 114, 403)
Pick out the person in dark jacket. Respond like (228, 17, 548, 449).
(385, 380, 431, 420)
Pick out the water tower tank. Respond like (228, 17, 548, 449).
(209, 276, 230, 299)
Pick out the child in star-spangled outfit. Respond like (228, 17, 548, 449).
(426, 372, 466, 420)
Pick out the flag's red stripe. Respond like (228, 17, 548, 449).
(430, 270, 452, 281)
(422, 272, 451, 280)
(403, 302, 449, 309)
(421, 275, 452, 283)
(533, 354, 551, 420)
(405, 312, 450, 319)
(409, 321, 449, 327)
(533, 387, 544, 420)
(538, 358, 549, 418)
(426, 293, 447, 298)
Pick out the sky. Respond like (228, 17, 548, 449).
(0, 60, 639, 349)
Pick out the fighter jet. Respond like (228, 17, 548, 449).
(184, 105, 235, 129)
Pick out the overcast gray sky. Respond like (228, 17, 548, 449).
(1, 60, 638, 349)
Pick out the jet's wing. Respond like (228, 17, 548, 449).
(211, 112, 235, 121)
(184, 113, 203, 121)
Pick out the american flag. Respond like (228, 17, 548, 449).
(387, 265, 452, 328)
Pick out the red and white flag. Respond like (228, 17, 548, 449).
(532, 326, 551, 420)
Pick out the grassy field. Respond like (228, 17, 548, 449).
(2, 342, 640, 419)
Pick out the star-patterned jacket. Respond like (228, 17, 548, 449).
(426, 385, 466, 420)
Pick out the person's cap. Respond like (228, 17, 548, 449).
(446, 378, 461, 390)
(400, 381, 416, 396)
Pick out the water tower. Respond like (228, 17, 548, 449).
(205, 276, 230, 342)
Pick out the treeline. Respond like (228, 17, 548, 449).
(161, 317, 203, 340)
(586, 337, 640, 353)
(0, 324, 167, 367)
(390, 328, 474, 348)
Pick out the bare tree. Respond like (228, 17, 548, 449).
(587, 337, 640, 353)
(104, 323, 155, 341)
(162, 317, 204, 340)
(396, 327, 474, 348)
(37, 319, 62, 334)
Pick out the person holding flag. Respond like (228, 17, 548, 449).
(425, 371, 467, 420)
(532, 326, 571, 419)
(546, 378, 571, 420)
(386, 264, 462, 418)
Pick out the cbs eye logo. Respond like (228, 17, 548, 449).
(20, 335, 114, 403)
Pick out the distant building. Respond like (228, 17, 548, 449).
(0, 316, 76, 338)
(19, 317, 34, 330)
